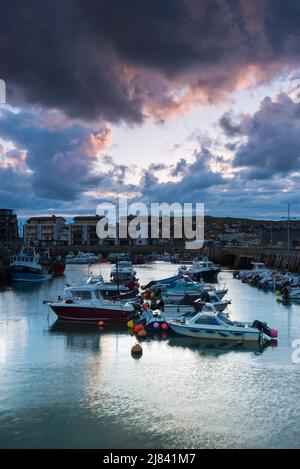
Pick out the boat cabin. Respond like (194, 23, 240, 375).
(251, 262, 268, 271)
(65, 281, 104, 302)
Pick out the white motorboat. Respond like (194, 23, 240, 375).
(66, 251, 101, 264)
(157, 276, 227, 302)
(85, 274, 136, 298)
(110, 261, 136, 283)
(178, 257, 220, 282)
(238, 262, 272, 280)
(158, 292, 230, 320)
(167, 303, 278, 342)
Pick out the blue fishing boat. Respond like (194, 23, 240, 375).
(10, 247, 52, 282)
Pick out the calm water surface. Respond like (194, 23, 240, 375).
(1, 262, 300, 448)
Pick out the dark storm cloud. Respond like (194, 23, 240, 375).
(2, 1, 300, 122)
(220, 93, 300, 178)
(0, 108, 133, 208)
(139, 147, 225, 203)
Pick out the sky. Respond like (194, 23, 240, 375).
(1, 0, 300, 220)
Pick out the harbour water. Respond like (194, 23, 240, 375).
(1, 262, 300, 448)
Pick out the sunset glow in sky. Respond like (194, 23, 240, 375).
(1, 0, 300, 219)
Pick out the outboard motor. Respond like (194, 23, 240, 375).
(194, 299, 205, 313)
(155, 299, 164, 310)
(199, 291, 210, 303)
(252, 320, 278, 338)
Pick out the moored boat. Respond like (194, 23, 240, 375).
(52, 256, 66, 276)
(48, 281, 139, 323)
(66, 251, 101, 264)
(10, 248, 52, 282)
(110, 260, 136, 283)
(179, 257, 220, 282)
(167, 302, 278, 342)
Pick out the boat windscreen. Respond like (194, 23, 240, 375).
(194, 316, 219, 325)
(71, 290, 92, 300)
(218, 313, 234, 325)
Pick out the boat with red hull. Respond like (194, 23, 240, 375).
(52, 257, 66, 276)
(49, 281, 138, 323)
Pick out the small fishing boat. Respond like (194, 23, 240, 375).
(178, 257, 220, 282)
(277, 285, 300, 302)
(48, 281, 139, 323)
(110, 261, 136, 283)
(134, 305, 169, 333)
(238, 262, 272, 281)
(66, 251, 101, 264)
(85, 274, 139, 298)
(10, 247, 52, 282)
(158, 292, 230, 320)
(52, 256, 66, 276)
(152, 276, 228, 302)
(161, 291, 231, 312)
(167, 303, 278, 342)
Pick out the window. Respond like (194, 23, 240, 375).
(71, 290, 91, 300)
(218, 314, 234, 325)
(195, 316, 219, 325)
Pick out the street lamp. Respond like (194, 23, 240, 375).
(281, 203, 298, 251)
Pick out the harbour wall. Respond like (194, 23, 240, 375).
(207, 246, 300, 272)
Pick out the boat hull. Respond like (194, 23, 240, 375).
(11, 272, 52, 282)
(49, 304, 135, 323)
(190, 269, 220, 283)
(168, 322, 260, 342)
(66, 259, 98, 264)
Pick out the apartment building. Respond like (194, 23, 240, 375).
(23, 216, 69, 245)
(0, 209, 19, 248)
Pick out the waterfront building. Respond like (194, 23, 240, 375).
(71, 215, 118, 246)
(23, 215, 69, 246)
(0, 209, 19, 248)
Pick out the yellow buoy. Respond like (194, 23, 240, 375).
(275, 290, 281, 296)
(127, 319, 134, 329)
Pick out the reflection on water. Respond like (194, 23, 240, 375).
(1, 263, 300, 448)
(168, 336, 275, 356)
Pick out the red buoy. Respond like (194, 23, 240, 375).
(134, 324, 144, 333)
